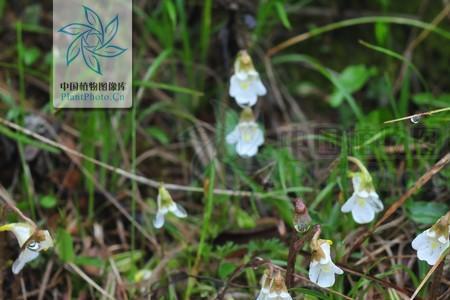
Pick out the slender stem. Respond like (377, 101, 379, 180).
(0, 117, 311, 198)
(384, 107, 450, 124)
(131, 94, 137, 251)
(16, 21, 36, 219)
(0, 186, 36, 227)
(409, 248, 449, 299)
(185, 161, 216, 300)
(347, 156, 370, 177)
(286, 225, 319, 288)
(267, 16, 450, 56)
(429, 259, 444, 300)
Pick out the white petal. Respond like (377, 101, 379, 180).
(310, 263, 337, 288)
(153, 212, 165, 229)
(232, 123, 264, 157)
(429, 242, 449, 264)
(229, 75, 241, 97)
(426, 229, 436, 238)
(257, 288, 270, 300)
(438, 235, 448, 244)
(341, 194, 356, 213)
(255, 78, 267, 96)
(319, 243, 331, 264)
(351, 198, 375, 224)
(352, 174, 362, 191)
(243, 94, 258, 107)
(416, 238, 449, 265)
(280, 292, 292, 300)
(39, 230, 54, 250)
(316, 268, 336, 288)
(236, 140, 258, 157)
(235, 70, 248, 80)
(248, 70, 259, 77)
(267, 292, 279, 299)
(226, 127, 239, 145)
(172, 203, 188, 218)
(229, 75, 259, 106)
(254, 128, 265, 147)
(331, 262, 344, 275)
(357, 190, 369, 198)
(368, 193, 384, 212)
(309, 263, 321, 284)
(0, 223, 34, 247)
(12, 248, 40, 274)
(412, 231, 429, 250)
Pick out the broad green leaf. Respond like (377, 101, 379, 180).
(218, 262, 236, 279)
(40, 195, 57, 209)
(56, 228, 75, 262)
(412, 93, 450, 108)
(330, 65, 377, 107)
(406, 201, 449, 224)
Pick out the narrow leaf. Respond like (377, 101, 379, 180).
(56, 228, 75, 262)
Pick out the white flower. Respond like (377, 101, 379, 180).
(309, 240, 343, 288)
(411, 213, 450, 265)
(153, 185, 187, 229)
(226, 108, 264, 158)
(229, 50, 266, 107)
(257, 271, 292, 300)
(256, 270, 271, 300)
(0, 223, 53, 274)
(341, 172, 383, 224)
(267, 290, 292, 300)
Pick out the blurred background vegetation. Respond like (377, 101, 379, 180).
(0, 0, 449, 299)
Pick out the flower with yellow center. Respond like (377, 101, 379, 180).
(0, 222, 53, 274)
(341, 170, 383, 224)
(229, 50, 267, 107)
(309, 238, 343, 288)
(153, 185, 187, 229)
(411, 212, 450, 265)
(226, 107, 264, 157)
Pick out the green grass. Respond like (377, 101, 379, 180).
(0, 1, 449, 299)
